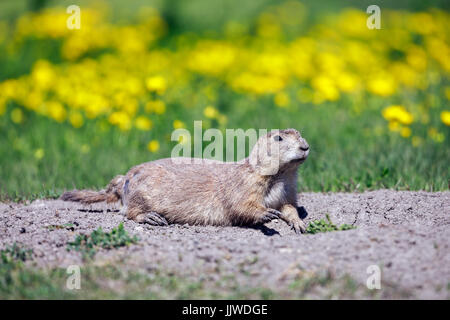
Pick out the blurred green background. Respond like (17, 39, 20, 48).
(0, 0, 449, 200)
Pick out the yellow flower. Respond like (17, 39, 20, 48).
(145, 100, 166, 114)
(367, 76, 397, 97)
(203, 106, 218, 118)
(32, 60, 55, 89)
(173, 120, 185, 129)
(400, 127, 412, 138)
(69, 112, 84, 128)
(11, 108, 24, 124)
(382, 105, 414, 125)
(274, 92, 290, 108)
(147, 140, 160, 152)
(440, 111, 450, 126)
(122, 99, 138, 116)
(108, 111, 131, 131)
(388, 121, 400, 132)
(231, 72, 285, 94)
(336, 73, 358, 92)
(311, 76, 339, 101)
(406, 47, 427, 71)
(135, 116, 153, 131)
(145, 76, 167, 94)
(34, 148, 44, 160)
(46, 101, 67, 122)
(187, 41, 236, 76)
(0, 99, 5, 116)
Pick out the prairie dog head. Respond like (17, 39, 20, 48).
(249, 128, 309, 176)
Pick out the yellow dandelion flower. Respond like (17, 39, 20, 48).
(311, 76, 339, 101)
(0, 98, 6, 116)
(147, 140, 160, 152)
(108, 111, 131, 131)
(47, 101, 67, 122)
(382, 105, 414, 125)
(400, 127, 412, 138)
(145, 100, 166, 114)
(231, 72, 285, 94)
(274, 92, 290, 108)
(145, 76, 167, 94)
(367, 76, 397, 97)
(11, 108, 24, 124)
(203, 106, 218, 118)
(122, 99, 138, 116)
(173, 120, 185, 129)
(440, 111, 450, 126)
(32, 60, 55, 89)
(135, 116, 153, 131)
(336, 73, 358, 92)
(388, 121, 400, 132)
(34, 148, 44, 160)
(69, 112, 84, 128)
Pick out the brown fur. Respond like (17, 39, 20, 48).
(60, 175, 125, 204)
(60, 129, 310, 233)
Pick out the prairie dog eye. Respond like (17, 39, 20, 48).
(273, 135, 283, 142)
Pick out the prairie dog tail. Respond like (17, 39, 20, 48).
(60, 175, 125, 204)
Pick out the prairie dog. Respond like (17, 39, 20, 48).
(61, 128, 310, 233)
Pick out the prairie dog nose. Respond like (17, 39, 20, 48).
(300, 140, 309, 151)
(300, 145, 309, 151)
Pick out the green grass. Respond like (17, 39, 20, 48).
(0, 0, 448, 201)
(306, 214, 356, 234)
(67, 223, 139, 260)
(1, 243, 33, 264)
(0, 99, 448, 201)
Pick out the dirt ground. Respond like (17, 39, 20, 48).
(1, 190, 449, 299)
